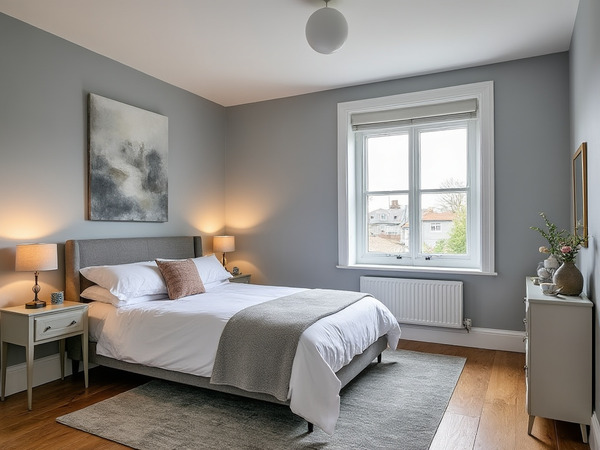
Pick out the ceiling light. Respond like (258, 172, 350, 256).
(305, 0, 348, 54)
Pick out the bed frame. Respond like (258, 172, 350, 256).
(65, 236, 387, 432)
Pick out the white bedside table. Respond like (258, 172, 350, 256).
(0, 301, 89, 410)
(229, 273, 251, 284)
(524, 277, 592, 443)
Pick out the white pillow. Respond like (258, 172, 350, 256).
(81, 285, 167, 307)
(192, 254, 232, 285)
(79, 261, 167, 300)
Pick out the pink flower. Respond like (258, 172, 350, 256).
(561, 246, 572, 254)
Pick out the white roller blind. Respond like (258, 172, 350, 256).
(351, 98, 478, 130)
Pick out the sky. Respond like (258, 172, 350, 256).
(367, 127, 467, 213)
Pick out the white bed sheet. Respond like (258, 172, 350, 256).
(88, 282, 401, 434)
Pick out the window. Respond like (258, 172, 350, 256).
(337, 82, 495, 274)
(430, 223, 442, 232)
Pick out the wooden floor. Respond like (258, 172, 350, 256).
(399, 341, 590, 450)
(0, 341, 591, 449)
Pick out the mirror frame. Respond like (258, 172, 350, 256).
(572, 142, 588, 247)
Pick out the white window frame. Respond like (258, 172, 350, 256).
(337, 81, 495, 275)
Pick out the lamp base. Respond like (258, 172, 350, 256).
(25, 299, 46, 309)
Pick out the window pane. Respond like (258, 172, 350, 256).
(367, 195, 409, 254)
(420, 128, 467, 190)
(421, 193, 467, 255)
(367, 134, 409, 191)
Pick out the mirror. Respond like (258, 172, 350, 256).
(572, 142, 588, 247)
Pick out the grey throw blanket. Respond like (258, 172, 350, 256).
(210, 289, 369, 401)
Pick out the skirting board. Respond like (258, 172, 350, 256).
(590, 412, 600, 450)
(3, 354, 77, 398)
(400, 324, 526, 353)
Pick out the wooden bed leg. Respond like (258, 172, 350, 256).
(307, 422, 314, 433)
(377, 353, 382, 363)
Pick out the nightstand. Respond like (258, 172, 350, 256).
(0, 301, 89, 410)
(229, 273, 251, 284)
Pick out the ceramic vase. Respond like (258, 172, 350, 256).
(537, 254, 559, 282)
(553, 261, 583, 296)
(543, 254, 559, 269)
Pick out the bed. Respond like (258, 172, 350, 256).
(65, 236, 401, 435)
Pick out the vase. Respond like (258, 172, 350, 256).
(552, 261, 583, 296)
(543, 254, 559, 269)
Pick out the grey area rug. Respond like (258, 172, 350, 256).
(57, 350, 465, 450)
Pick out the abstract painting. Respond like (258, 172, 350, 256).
(88, 94, 168, 222)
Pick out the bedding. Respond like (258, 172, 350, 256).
(155, 258, 206, 299)
(66, 236, 401, 436)
(80, 285, 168, 307)
(211, 289, 370, 402)
(80, 261, 167, 299)
(189, 254, 232, 285)
(79, 254, 231, 300)
(87, 282, 401, 434)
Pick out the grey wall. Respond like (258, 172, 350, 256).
(0, 10, 576, 373)
(0, 13, 228, 364)
(570, 0, 600, 421)
(226, 53, 572, 333)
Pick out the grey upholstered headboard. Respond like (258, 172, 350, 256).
(65, 236, 203, 302)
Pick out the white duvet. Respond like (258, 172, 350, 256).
(88, 282, 401, 434)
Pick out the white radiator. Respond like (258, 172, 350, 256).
(360, 276, 464, 329)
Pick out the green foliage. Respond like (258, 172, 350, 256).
(445, 207, 467, 254)
(530, 212, 563, 256)
(431, 206, 467, 254)
(530, 212, 587, 262)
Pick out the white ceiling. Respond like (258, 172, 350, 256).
(0, 0, 579, 107)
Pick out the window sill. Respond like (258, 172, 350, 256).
(337, 263, 497, 276)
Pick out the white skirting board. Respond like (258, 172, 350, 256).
(590, 412, 600, 450)
(399, 324, 526, 353)
(2, 354, 75, 398)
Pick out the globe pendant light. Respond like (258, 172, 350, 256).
(305, 0, 348, 54)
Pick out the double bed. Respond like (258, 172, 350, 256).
(65, 236, 401, 434)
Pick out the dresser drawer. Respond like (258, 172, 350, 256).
(34, 310, 84, 341)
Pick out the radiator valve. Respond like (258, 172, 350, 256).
(463, 318, 472, 332)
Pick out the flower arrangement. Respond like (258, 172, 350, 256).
(556, 234, 587, 262)
(531, 212, 587, 263)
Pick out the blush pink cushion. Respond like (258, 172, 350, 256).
(156, 259, 206, 300)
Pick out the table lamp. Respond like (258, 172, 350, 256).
(213, 236, 235, 268)
(16, 243, 58, 309)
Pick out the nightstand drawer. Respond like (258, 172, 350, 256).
(34, 310, 84, 341)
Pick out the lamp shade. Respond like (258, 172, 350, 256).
(305, 4, 348, 54)
(213, 236, 235, 253)
(15, 243, 58, 272)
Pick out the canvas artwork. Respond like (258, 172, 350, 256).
(88, 94, 168, 222)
